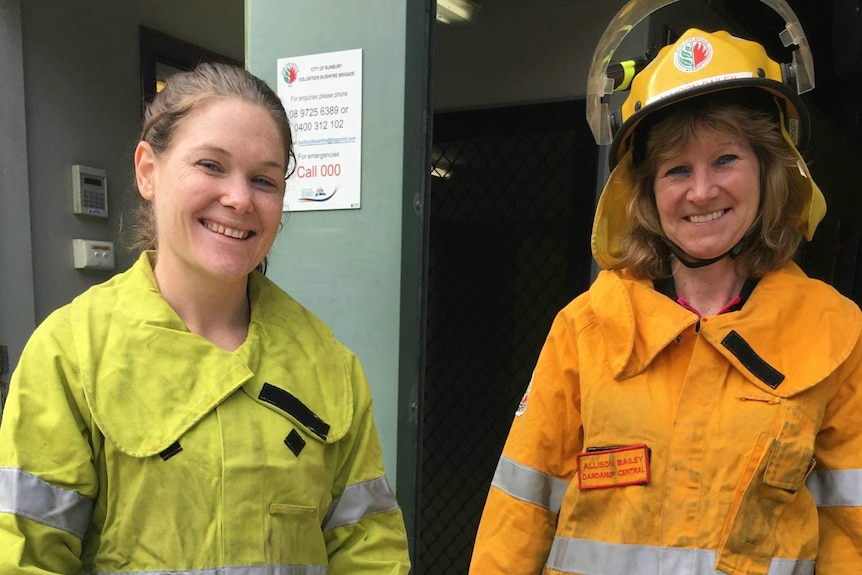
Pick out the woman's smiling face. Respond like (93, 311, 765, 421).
(653, 127, 761, 261)
(135, 97, 287, 285)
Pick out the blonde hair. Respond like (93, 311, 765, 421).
(616, 95, 806, 279)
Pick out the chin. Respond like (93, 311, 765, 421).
(205, 260, 258, 281)
(680, 247, 736, 261)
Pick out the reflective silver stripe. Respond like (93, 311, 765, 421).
(95, 566, 327, 575)
(322, 475, 400, 530)
(0, 466, 93, 539)
(546, 537, 814, 575)
(807, 469, 862, 507)
(490, 455, 569, 513)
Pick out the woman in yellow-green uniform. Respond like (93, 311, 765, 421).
(0, 63, 410, 574)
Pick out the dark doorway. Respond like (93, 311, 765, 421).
(417, 100, 597, 574)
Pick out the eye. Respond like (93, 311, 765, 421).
(252, 175, 284, 191)
(665, 165, 690, 177)
(197, 160, 222, 172)
(715, 154, 738, 167)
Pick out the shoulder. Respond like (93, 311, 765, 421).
(20, 303, 75, 361)
(68, 251, 159, 317)
(556, 268, 666, 328)
(25, 258, 148, 352)
(250, 271, 352, 356)
(759, 263, 861, 318)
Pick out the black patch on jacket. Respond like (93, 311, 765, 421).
(284, 429, 307, 456)
(159, 441, 183, 461)
(721, 330, 785, 388)
(259, 383, 330, 440)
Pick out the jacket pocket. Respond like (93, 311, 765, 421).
(717, 408, 816, 574)
(265, 503, 328, 565)
(762, 408, 816, 493)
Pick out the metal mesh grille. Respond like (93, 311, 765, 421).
(418, 101, 597, 574)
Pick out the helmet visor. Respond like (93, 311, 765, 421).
(586, 0, 815, 145)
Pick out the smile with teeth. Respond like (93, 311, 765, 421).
(687, 209, 728, 224)
(204, 221, 251, 239)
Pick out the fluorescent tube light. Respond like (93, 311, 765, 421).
(437, 0, 475, 24)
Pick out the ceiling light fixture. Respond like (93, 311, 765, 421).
(437, 0, 475, 24)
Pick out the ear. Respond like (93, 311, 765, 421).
(134, 141, 156, 201)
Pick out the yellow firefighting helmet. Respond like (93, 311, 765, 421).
(586, 0, 826, 270)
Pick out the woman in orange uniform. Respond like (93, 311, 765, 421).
(470, 2, 862, 574)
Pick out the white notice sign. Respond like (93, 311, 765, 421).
(276, 48, 362, 211)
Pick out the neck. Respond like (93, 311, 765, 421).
(153, 259, 251, 352)
(671, 256, 749, 317)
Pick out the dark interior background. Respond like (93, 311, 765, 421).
(416, 1, 862, 573)
(420, 101, 596, 574)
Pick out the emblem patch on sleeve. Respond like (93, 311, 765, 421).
(515, 376, 533, 417)
(577, 444, 650, 490)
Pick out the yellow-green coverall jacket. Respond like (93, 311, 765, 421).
(0, 252, 411, 574)
(471, 262, 862, 575)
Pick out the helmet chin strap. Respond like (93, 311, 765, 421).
(663, 234, 750, 269)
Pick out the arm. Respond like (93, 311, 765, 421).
(322, 353, 411, 575)
(469, 310, 583, 574)
(808, 334, 862, 573)
(0, 310, 98, 574)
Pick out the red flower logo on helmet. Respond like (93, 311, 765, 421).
(674, 37, 712, 72)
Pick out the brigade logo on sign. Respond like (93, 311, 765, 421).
(674, 37, 712, 73)
(281, 62, 299, 86)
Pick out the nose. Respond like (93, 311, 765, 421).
(220, 177, 254, 213)
(685, 166, 719, 205)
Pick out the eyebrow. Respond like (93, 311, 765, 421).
(188, 145, 286, 171)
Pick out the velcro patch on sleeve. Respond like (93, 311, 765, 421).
(577, 444, 650, 490)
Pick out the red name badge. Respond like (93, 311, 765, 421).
(577, 444, 651, 490)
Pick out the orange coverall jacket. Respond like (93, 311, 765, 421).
(470, 263, 862, 575)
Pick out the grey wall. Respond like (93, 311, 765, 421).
(0, 0, 35, 418)
(19, 0, 243, 331)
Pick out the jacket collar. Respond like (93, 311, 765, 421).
(591, 269, 696, 380)
(74, 252, 350, 457)
(591, 263, 862, 396)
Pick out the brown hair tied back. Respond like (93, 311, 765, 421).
(125, 62, 295, 270)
